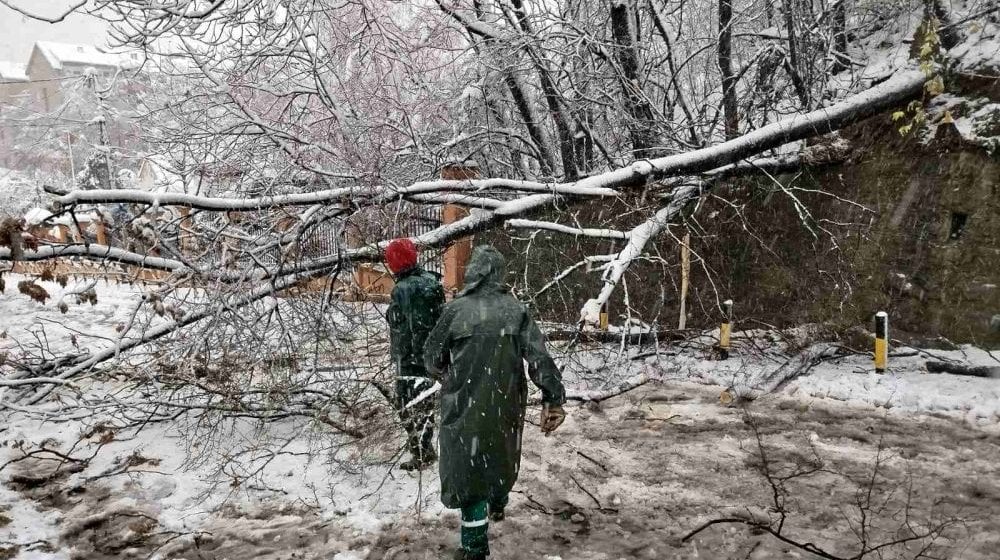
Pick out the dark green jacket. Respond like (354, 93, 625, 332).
(424, 245, 565, 508)
(388, 266, 445, 384)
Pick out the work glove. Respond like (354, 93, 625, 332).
(540, 403, 566, 435)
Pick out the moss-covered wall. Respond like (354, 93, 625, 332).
(479, 121, 1000, 346)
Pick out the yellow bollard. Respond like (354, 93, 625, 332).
(719, 299, 733, 360)
(874, 311, 888, 373)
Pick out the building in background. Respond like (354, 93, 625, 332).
(0, 41, 142, 176)
(20, 41, 137, 111)
(0, 60, 28, 101)
(0, 60, 29, 166)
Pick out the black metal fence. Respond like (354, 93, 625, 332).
(406, 204, 444, 275)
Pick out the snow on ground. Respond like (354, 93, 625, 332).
(662, 332, 1000, 426)
(367, 380, 1000, 560)
(0, 169, 47, 219)
(6, 375, 1000, 559)
(558, 328, 1000, 427)
(0, 275, 438, 558)
(1, 279, 999, 558)
(0, 273, 149, 361)
(0, 480, 62, 560)
(949, 19, 1000, 74)
(0, 408, 442, 559)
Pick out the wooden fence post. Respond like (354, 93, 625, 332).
(719, 299, 733, 359)
(678, 231, 691, 329)
(95, 219, 108, 245)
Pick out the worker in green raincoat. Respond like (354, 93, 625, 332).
(385, 238, 446, 471)
(424, 245, 567, 560)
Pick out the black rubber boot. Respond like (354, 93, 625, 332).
(399, 457, 422, 471)
(452, 549, 488, 560)
(488, 495, 508, 522)
(399, 446, 437, 471)
(421, 446, 438, 466)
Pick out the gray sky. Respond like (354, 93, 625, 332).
(0, 2, 109, 63)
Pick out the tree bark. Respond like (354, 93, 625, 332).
(831, 1, 850, 74)
(503, 71, 558, 175)
(508, 0, 581, 179)
(610, 1, 660, 157)
(925, 0, 960, 50)
(649, 0, 702, 146)
(718, 0, 740, 139)
(782, 0, 810, 108)
(926, 361, 1000, 378)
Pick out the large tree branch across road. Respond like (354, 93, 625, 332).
(570, 70, 927, 324)
(1, 69, 927, 385)
(42, 70, 925, 218)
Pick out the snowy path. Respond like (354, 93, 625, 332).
(366, 382, 1000, 560)
(0, 380, 998, 560)
(672, 342, 1000, 425)
(2, 281, 999, 559)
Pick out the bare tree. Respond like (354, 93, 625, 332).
(718, 0, 739, 139)
(0, 0, 963, 478)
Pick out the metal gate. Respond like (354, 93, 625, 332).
(405, 203, 444, 275)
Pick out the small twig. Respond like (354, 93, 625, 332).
(569, 473, 602, 509)
(940, 5, 1000, 30)
(576, 450, 609, 472)
(511, 490, 553, 515)
(0, 539, 52, 549)
(645, 414, 681, 422)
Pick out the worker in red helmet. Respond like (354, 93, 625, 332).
(384, 238, 446, 470)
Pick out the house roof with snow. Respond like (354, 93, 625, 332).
(32, 41, 124, 71)
(0, 61, 28, 82)
(137, 157, 189, 194)
(24, 207, 53, 225)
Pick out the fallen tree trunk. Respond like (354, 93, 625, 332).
(925, 361, 1000, 378)
(578, 70, 926, 324)
(48, 177, 622, 209)
(571, 70, 925, 189)
(7, 70, 926, 275)
(2, 70, 928, 395)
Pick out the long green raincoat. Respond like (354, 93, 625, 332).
(423, 246, 565, 509)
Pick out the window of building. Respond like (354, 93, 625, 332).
(949, 212, 968, 240)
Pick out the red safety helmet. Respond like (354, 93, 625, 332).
(385, 238, 418, 274)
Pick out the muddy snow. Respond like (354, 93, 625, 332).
(1, 381, 999, 559)
(1, 278, 999, 559)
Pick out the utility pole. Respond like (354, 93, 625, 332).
(85, 70, 114, 190)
